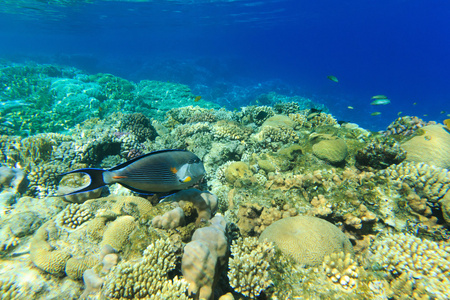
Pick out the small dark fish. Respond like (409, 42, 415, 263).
(194, 96, 202, 102)
(60, 149, 205, 196)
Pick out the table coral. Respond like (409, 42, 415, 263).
(259, 215, 353, 267)
(228, 237, 275, 299)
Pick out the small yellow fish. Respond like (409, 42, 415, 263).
(444, 119, 450, 129)
(397, 111, 402, 116)
(327, 75, 338, 83)
(371, 112, 381, 116)
(440, 111, 445, 114)
(413, 102, 417, 105)
(371, 95, 388, 100)
(423, 114, 428, 117)
(347, 106, 354, 109)
(194, 96, 202, 102)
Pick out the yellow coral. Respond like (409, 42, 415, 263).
(101, 215, 137, 251)
(65, 256, 98, 280)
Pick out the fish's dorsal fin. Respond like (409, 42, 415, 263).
(108, 149, 189, 171)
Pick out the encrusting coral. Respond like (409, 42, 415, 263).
(259, 215, 353, 267)
(228, 237, 275, 299)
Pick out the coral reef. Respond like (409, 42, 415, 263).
(3, 61, 450, 299)
(259, 215, 354, 267)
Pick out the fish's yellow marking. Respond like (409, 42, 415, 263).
(113, 175, 127, 179)
(327, 75, 338, 83)
(171, 167, 178, 173)
(181, 176, 192, 183)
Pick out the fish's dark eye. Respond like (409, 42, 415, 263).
(189, 157, 200, 164)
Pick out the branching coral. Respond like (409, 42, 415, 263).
(103, 238, 188, 299)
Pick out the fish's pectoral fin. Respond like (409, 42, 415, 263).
(179, 176, 191, 183)
(112, 175, 127, 179)
(170, 167, 178, 173)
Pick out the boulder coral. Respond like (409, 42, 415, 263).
(259, 215, 353, 267)
(181, 214, 228, 300)
(401, 124, 450, 169)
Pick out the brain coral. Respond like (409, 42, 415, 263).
(312, 136, 348, 165)
(259, 215, 353, 267)
(30, 222, 72, 275)
(401, 124, 450, 169)
(101, 215, 137, 251)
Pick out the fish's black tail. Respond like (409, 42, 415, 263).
(59, 168, 107, 196)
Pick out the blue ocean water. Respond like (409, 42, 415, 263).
(1, 0, 449, 131)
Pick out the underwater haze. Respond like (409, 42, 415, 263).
(1, 0, 449, 131)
